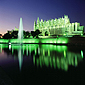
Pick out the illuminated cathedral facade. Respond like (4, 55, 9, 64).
(34, 15, 84, 36)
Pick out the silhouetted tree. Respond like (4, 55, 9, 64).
(31, 31, 35, 38)
(23, 31, 30, 38)
(0, 34, 2, 36)
(11, 31, 18, 38)
(26, 31, 30, 38)
(23, 31, 26, 38)
(3, 33, 12, 39)
(0, 34, 2, 38)
(35, 29, 41, 38)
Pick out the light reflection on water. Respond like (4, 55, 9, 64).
(0, 44, 84, 71)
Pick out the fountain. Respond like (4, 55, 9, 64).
(18, 18, 23, 43)
(18, 18, 23, 70)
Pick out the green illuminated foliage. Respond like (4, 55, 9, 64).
(10, 39, 39, 43)
(0, 39, 8, 43)
(41, 37, 68, 44)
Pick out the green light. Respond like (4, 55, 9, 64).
(32, 47, 83, 71)
(61, 58, 64, 70)
(64, 34, 66, 35)
(57, 40, 61, 43)
(44, 57, 49, 67)
(33, 56, 35, 65)
(56, 45, 67, 52)
(11, 44, 38, 54)
(0, 39, 8, 43)
(53, 57, 56, 68)
(0, 37, 68, 44)
(64, 50, 66, 58)
(26, 45, 28, 56)
(41, 44, 67, 52)
(56, 37, 68, 44)
(35, 48, 37, 55)
(81, 50, 83, 58)
(64, 61, 68, 71)
(23, 47, 24, 55)
(72, 57, 74, 66)
(57, 57, 60, 69)
(81, 34, 83, 36)
(49, 57, 52, 68)
(36, 59, 39, 67)
(41, 38, 68, 44)
(10, 39, 39, 43)
(75, 56, 77, 66)
(0, 44, 8, 48)
(48, 50, 50, 56)
(40, 58, 42, 67)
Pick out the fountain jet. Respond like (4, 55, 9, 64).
(18, 18, 23, 40)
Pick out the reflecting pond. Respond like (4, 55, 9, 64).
(0, 44, 85, 85)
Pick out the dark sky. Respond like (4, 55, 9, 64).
(0, 0, 85, 34)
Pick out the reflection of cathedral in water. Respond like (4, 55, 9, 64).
(33, 45, 83, 71)
(0, 44, 83, 71)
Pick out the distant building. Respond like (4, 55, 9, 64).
(34, 15, 84, 36)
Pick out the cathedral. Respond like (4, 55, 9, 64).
(34, 15, 84, 36)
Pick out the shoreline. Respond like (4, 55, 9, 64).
(0, 37, 85, 45)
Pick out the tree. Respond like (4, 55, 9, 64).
(35, 29, 41, 38)
(3, 33, 12, 39)
(11, 31, 18, 38)
(25, 31, 30, 38)
(0, 34, 2, 36)
(31, 31, 35, 38)
(0, 34, 2, 38)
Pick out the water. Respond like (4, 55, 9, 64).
(0, 44, 85, 85)
(18, 18, 23, 40)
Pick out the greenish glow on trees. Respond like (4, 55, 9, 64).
(0, 39, 8, 43)
(10, 39, 39, 43)
(0, 38, 68, 44)
(41, 37, 68, 44)
(0, 37, 68, 44)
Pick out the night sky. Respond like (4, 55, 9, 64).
(0, 0, 85, 34)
